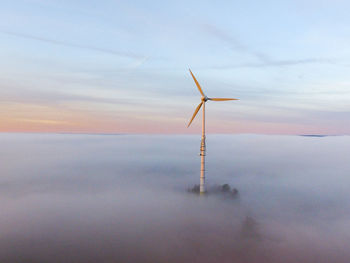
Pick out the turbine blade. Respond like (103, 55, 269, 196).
(208, 98, 239, 101)
(189, 69, 205, 97)
(187, 102, 203, 127)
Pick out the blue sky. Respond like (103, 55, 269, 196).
(1, 0, 350, 134)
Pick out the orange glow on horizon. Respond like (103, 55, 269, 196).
(0, 102, 344, 135)
(0, 115, 341, 135)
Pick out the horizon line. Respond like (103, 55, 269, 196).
(0, 131, 345, 137)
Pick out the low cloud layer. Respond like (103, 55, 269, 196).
(0, 134, 349, 262)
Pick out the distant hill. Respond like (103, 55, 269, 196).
(300, 134, 329, 137)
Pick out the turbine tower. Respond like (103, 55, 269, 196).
(187, 69, 238, 194)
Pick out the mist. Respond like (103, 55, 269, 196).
(0, 133, 349, 262)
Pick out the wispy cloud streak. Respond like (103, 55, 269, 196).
(202, 22, 270, 62)
(202, 23, 336, 68)
(0, 30, 144, 59)
(211, 58, 336, 69)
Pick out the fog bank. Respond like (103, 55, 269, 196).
(0, 134, 349, 262)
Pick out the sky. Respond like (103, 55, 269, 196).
(1, 0, 350, 134)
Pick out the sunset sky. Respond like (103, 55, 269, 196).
(1, 0, 350, 134)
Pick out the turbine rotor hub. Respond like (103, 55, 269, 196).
(202, 96, 208, 102)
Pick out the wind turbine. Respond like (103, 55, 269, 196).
(187, 69, 239, 194)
